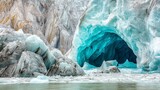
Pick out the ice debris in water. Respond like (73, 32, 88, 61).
(99, 61, 120, 73)
(105, 60, 118, 67)
(30, 75, 49, 83)
(82, 62, 97, 70)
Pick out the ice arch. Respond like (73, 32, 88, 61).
(68, 0, 160, 71)
(72, 25, 137, 67)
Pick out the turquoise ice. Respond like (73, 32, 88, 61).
(69, 0, 160, 71)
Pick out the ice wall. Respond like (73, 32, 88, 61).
(69, 0, 160, 71)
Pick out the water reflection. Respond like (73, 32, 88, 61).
(0, 83, 159, 90)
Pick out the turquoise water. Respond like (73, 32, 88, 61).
(0, 83, 160, 90)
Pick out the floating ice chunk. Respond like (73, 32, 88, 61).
(100, 61, 108, 71)
(30, 75, 49, 83)
(99, 61, 120, 73)
(106, 60, 118, 66)
(82, 62, 97, 70)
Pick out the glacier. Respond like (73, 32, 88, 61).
(68, 0, 160, 72)
(0, 0, 160, 78)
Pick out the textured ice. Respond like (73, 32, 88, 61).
(25, 35, 48, 56)
(82, 62, 96, 70)
(0, 27, 85, 77)
(14, 51, 47, 77)
(47, 56, 84, 76)
(106, 60, 118, 67)
(69, 0, 160, 72)
(25, 35, 56, 69)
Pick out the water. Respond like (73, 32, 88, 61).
(0, 83, 160, 90)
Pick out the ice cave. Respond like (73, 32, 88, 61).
(71, 25, 137, 68)
(69, 0, 160, 72)
(1, 0, 160, 89)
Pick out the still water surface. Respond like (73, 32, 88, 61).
(0, 83, 159, 90)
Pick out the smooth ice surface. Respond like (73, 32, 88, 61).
(69, 0, 160, 71)
(25, 35, 56, 69)
(118, 60, 137, 68)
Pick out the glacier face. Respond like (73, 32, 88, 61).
(69, 0, 160, 71)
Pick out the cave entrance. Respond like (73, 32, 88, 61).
(76, 27, 137, 69)
(88, 33, 137, 68)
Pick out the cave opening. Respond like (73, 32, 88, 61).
(87, 33, 137, 67)
(76, 28, 137, 69)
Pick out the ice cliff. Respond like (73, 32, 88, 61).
(69, 0, 160, 72)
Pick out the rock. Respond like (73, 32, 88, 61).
(48, 48, 85, 76)
(0, 41, 26, 68)
(14, 51, 47, 77)
(0, 26, 28, 51)
(45, 0, 89, 53)
(108, 66, 120, 73)
(58, 30, 72, 53)
(0, 40, 25, 77)
(51, 48, 63, 60)
(0, 26, 84, 77)
(47, 56, 84, 76)
(0, 0, 89, 53)
(0, 64, 16, 77)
